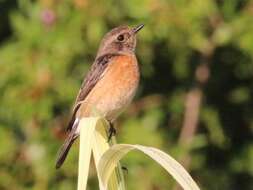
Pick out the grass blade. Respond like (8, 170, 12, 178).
(77, 118, 98, 190)
(92, 119, 125, 190)
(98, 144, 200, 190)
(77, 117, 125, 190)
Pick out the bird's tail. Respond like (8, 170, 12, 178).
(55, 119, 79, 169)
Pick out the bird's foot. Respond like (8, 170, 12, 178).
(107, 122, 116, 142)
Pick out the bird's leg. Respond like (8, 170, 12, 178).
(108, 121, 116, 142)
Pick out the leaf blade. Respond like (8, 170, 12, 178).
(98, 144, 200, 190)
(78, 117, 99, 190)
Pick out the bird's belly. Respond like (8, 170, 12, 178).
(78, 55, 139, 121)
(98, 79, 138, 121)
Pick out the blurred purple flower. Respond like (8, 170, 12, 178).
(40, 9, 56, 26)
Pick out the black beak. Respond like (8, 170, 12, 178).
(132, 24, 144, 34)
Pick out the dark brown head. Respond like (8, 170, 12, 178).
(96, 24, 144, 58)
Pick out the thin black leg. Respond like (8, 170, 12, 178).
(108, 121, 116, 142)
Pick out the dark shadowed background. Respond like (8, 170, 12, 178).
(0, 0, 252, 189)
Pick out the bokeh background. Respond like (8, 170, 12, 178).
(0, 0, 253, 189)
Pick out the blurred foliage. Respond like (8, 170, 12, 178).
(0, 0, 253, 189)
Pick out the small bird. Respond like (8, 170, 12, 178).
(55, 24, 144, 169)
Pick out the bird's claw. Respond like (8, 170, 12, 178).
(107, 122, 116, 142)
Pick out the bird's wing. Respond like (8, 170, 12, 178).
(66, 53, 119, 131)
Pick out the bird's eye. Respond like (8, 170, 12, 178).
(117, 34, 125, 42)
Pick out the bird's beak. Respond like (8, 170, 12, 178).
(132, 24, 144, 34)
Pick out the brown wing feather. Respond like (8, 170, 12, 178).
(66, 53, 119, 131)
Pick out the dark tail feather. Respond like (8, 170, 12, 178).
(66, 104, 81, 131)
(56, 118, 80, 169)
(66, 114, 76, 131)
(55, 133, 77, 169)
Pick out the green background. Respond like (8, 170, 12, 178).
(0, 0, 252, 189)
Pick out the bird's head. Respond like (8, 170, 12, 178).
(96, 24, 144, 57)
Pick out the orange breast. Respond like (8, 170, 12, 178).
(77, 54, 139, 120)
